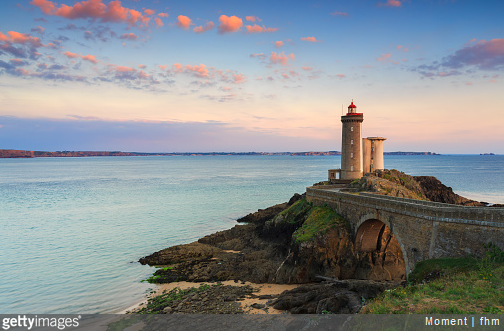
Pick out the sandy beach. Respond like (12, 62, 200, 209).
(120, 280, 301, 314)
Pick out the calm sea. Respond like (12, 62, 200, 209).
(0, 154, 503, 314)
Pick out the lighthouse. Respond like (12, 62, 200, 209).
(328, 100, 386, 183)
(340, 101, 364, 180)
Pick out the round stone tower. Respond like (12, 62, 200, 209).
(340, 101, 364, 180)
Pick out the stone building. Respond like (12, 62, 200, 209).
(329, 101, 386, 183)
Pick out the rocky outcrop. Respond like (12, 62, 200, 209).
(350, 169, 427, 200)
(351, 169, 491, 207)
(413, 175, 485, 206)
(270, 280, 399, 314)
(139, 194, 406, 285)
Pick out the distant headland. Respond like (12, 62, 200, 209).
(0, 149, 440, 158)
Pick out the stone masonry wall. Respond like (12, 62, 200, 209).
(306, 187, 504, 275)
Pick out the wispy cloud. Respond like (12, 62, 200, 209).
(300, 37, 321, 43)
(330, 11, 348, 17)
(193, 22, 215, 34)
(378, 0, 402, 7)
(414, 38, 504, 78)
(30, 0, 155, 28)
(245, 24, 277, 33)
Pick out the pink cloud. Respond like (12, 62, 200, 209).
(0, 31, 43, 47)
(330, 11, 348, 17)
(300, 36, 321, 42)
(270, 51, 294, 65)
(10, 59, 26, 65)
(13, 68, 31, 76)
(143, 9, 155, 15)
(120, 32, 138, 41)
(30, 0, 153, 27)
(245, 24, 278, 33)
(232, 73, 246, 84)
(378, 0, 402, 7)
(337, 74, 346, 79)
(158, 12, 168, 18)
(154, 17, 163, 27)
(30, 0, 55, 14)
(193, 22, 215, 34)
(218, 15, 243, 33)
(176, 15, 192, 29)
(158, 64, 167, 70)
(274, 41, 283, 48)
(138, 64, 146, 69)
(301, 66, 313, 71)
(185, 64, 208, 78)
(245, 16, 261, 22)
(376, 52, 391, 61)
(110, 65, 134, 73)
(250, 53, 265, 59)
(172, 63, 183, 73)
(63, 51, 79, 59)
(104, 64, 155, 82)
(81, 54, 98, 64)
(63, 51, 98, 64)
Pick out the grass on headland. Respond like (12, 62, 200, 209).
(293, 204, 350, 243)
(362, 244, 504, 314)
(271, 198, 350, 244)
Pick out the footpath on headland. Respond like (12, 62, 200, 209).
(134, 169, 504, 316)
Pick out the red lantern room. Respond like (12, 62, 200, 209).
(347, 101, 362, 115)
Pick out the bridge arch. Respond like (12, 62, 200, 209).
(355, 213, 409, 279)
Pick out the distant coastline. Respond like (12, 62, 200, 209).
(0, 149, 440, 158)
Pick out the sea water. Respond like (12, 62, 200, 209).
(0, 154, 503, 313)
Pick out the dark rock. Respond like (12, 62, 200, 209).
(250, 303, 265, 309)
(270, 280, 398, 314)
(414, 176, 485, 206)
(235, 203, 288, 224)
(287, 193, 305, 206)
(139, 242, 223, 266)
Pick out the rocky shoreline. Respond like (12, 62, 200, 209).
(137, 169, 498, 314)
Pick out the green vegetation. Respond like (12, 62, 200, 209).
(362, 244, 504, 314)
(141, 266, 175, 283)
(271, 198, 350, 243)
(275, 199, 312, 224)
(293, 205, 349, 243)
(136, 284, 213, 314)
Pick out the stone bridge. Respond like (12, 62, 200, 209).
(306, 186, 504, 275)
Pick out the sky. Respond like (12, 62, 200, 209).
(0, 0, 503, 153)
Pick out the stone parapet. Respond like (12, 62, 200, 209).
(306, 187, 504, 227)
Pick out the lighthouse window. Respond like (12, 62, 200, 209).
(351, 139, 353, 145)
(351, 166, 354, 171)
(351, 153, 353, 158)
(351, 127, 353, 132)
